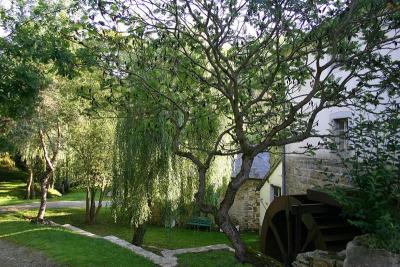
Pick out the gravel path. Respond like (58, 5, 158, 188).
(0, 239, 60, 267)
(0, 201, 111, 213)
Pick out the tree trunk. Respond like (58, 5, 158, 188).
(37, 172, 51, 222)
(31, 179, 35, 199)
(89, 187, 96, 224)
(132, 224, 147, 246)
(216, 155, 254, 263)
(85, 187, 90, 223)
(95, 187, 105, 218)
(50, 172, 55, 189)
(36, 127, 61, 222)
(26, 168, 33, 199)
(218, 204, 247, 261)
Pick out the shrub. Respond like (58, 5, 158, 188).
(0, 153, 16, 169)
(327, 110, 400, 253)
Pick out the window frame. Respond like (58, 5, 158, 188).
(270, 184, 282, 202)
(333, 117, 349, 151)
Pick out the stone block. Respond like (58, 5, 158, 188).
(293, 250, 344, 267)
(344, 236, 400, 267)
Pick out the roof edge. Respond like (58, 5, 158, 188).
(256, 160, 282, 191)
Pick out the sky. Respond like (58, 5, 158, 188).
(0, 0, 11, 37)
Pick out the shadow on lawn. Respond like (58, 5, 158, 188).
(0, 217, 156, 267)
(38, 207, 261, 252)
(0, 182, 25, 197)
(0, 213, 278, 267)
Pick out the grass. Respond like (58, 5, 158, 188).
(0, 212, 155, 267)
(0, 181, 94, 206)
(31, 208, 260, 251)
(7, 208, 263, 267)
(19, 208, 266, 266)
(0, 175, 110, 206)
(0, 168, 268, 266)
(178, 250, 253, 267)
(0, 181, 28, 206)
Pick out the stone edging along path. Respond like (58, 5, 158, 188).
(54, 222, 234, 267)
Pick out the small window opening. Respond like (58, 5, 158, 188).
(333, 118, 348, 150)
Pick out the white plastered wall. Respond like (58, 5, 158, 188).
(259, 162, 283, 227)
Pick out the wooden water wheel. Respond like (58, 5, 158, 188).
(260, 189, 360, 266)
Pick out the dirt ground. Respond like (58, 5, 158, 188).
(0, 239, 60, 267)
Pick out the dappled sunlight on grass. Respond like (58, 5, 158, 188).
(0, 208, 262, 266)
(0, 168, 108, 206)
(22, 209, 75, 218)
(0, 181, 27, 206)
(43, 207, 260, 251)
(0, 212, 155, 267)
(0, 227, 54, 238)
(0, 183, 90, 207)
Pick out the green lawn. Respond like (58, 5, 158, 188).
(0, 181, 28, 206)
(0, 179, 109, 206)
(0, 168, 278, 267)
(22, 208, 260, 251)
(0, 212, 155, 267)
(7, 208, 267, 267)
(0, 207, 283, 267)
(0, 167, 106, 206)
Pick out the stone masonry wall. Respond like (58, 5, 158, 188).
(286, 156, 349, 195)
(228, 179, 260, 231)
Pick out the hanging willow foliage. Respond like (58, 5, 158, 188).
(112, 110, 174, 227)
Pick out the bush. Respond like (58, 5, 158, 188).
(48, 188, 63, 198)
(0, 153, 16, 169)
(327, 111, 400, 253)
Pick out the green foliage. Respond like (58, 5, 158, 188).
(328, 110, 400, 253)
(0, 0, 84, 121)
(113, 109, 174, 226)
(48, 187, 62, 198)
(69, 120, 113, 187)
(0, 153, 16, 169)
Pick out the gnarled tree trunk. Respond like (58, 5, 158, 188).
(37, 172, 51, 221)
(36, 127, 61, 223)
(216, 155, 253, 262)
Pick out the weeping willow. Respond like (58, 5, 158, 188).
(112, 110, 174, 231)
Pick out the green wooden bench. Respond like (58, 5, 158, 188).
(186, 216, 212, 231)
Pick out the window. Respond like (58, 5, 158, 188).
(333, 118, 348, 150)
(270, 185, 281, 202)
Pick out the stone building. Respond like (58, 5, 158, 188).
(283, 109, 355, 195)
(284, 155, 348, 195)
(229, 179, 262, 231)
(229, 152, 270, 231)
